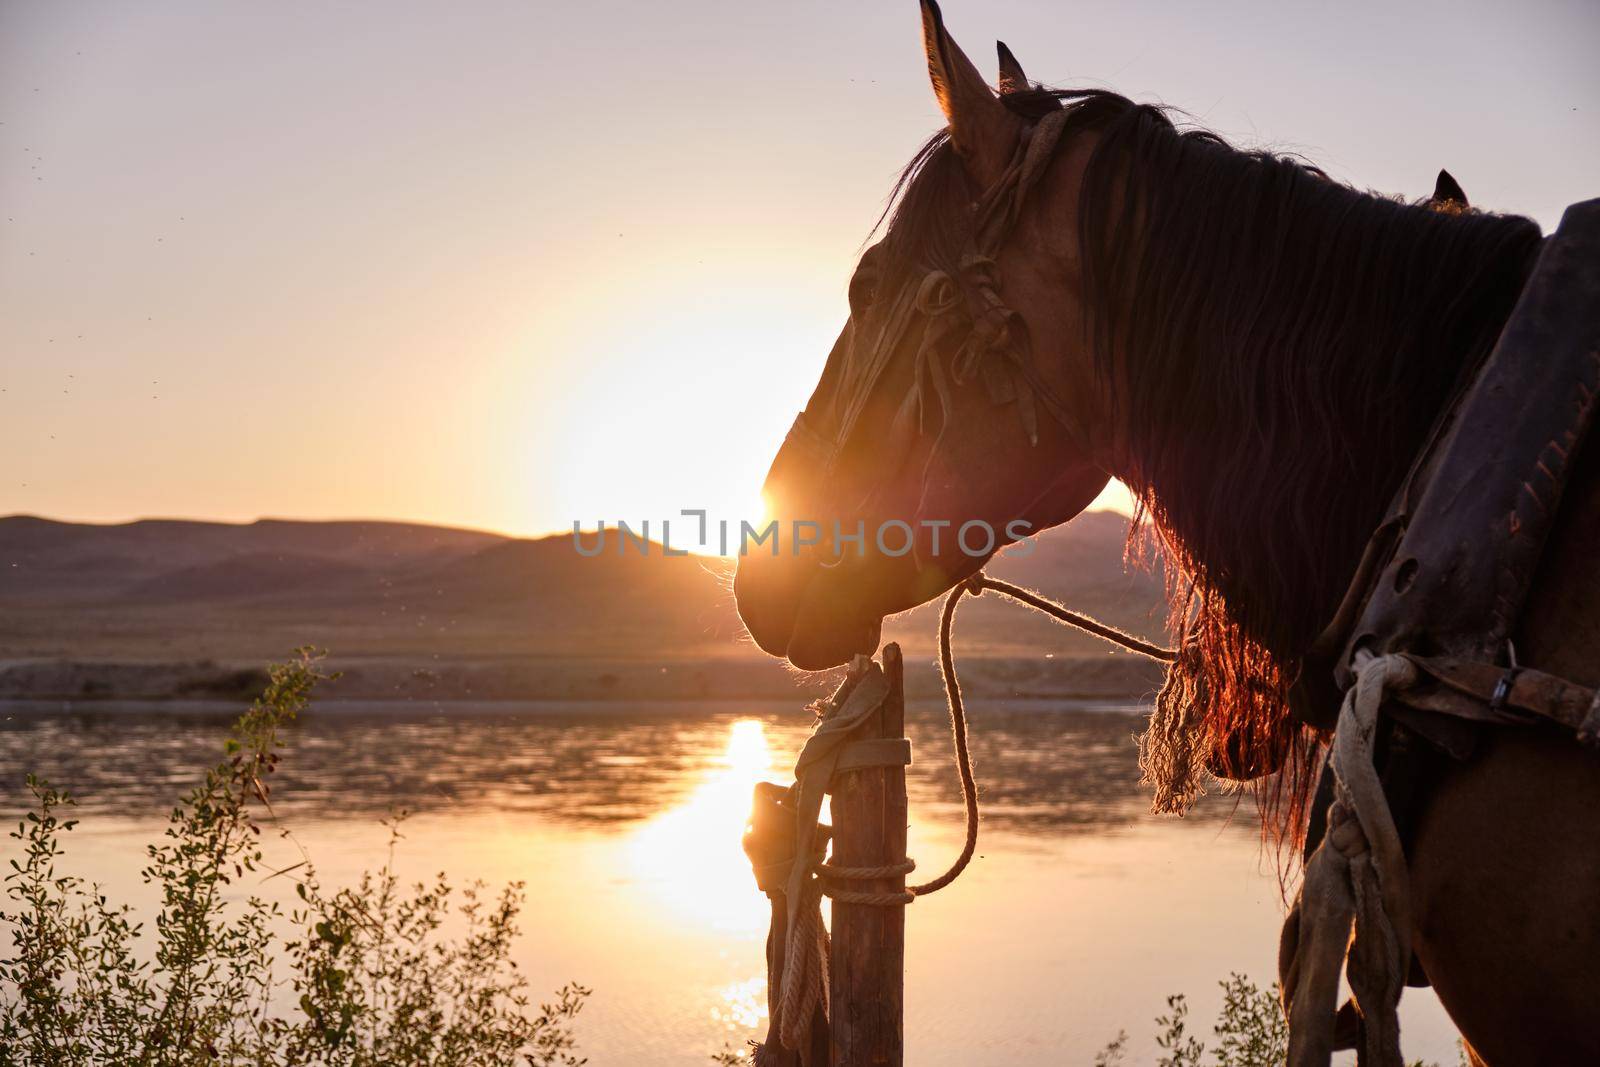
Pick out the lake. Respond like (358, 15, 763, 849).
(0, 697, 1463, 1064)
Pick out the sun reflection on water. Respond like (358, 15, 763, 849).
(626, 718, 780, 939)
(711, 974, 768, 1031)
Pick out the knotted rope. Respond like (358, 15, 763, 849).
(817, 857, 917, 906)
(794, 106, 1086, 540)
(1281, 652, 1416, 1067)
(755, 572, 1176, 1063)
(769, 872, 829, 1063)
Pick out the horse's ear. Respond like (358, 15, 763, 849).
(919, 0, 1021, 183)
(996, 40, 1029, 95)
(1433, 168, 1468, 207)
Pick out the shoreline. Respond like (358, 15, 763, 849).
(0, 653, 1165, 706)
(0, 693, 1149, 717)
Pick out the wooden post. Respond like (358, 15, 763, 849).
(828, 642, 907, 1065)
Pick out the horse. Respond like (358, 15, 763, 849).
(732, 3, 1600, 1062)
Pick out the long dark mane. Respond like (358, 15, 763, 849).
(872, 87, 1543, 850)
(1065, 91, 1542, 841)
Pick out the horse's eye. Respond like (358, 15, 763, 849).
(848, 270, 878, 316)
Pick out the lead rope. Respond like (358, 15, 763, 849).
(913, 573, 1178, 896)
(949, 581, 1412, 1067)
(1281, 652, 1416, 1067)
(756, 572, 1177, 1064)
(816, 574, 1178, 900)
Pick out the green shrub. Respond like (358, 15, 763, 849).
(0, 650, 587, 1067)
(1098, 974, 1463, 1067)
(1094, 974, 1288, 1066)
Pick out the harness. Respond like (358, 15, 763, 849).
(1281, 197, 1600, 1066)
(776, 105, 1083, 498)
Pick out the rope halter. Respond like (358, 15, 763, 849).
(771, 106, 1083, 513)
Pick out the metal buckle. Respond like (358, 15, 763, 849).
(1579, 689, 1600, 748)
(1489, 640, 1521, 712)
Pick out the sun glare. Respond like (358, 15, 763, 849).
(721, 718, 769, 769)
(626, 719, 781, 938)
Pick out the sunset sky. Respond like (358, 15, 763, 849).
(3, 1, 1597, 541)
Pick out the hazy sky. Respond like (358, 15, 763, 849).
(3, 1, 1597, 538)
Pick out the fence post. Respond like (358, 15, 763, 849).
(828, 642, 907, 1065)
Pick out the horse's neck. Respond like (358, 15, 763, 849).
(1115, 200, 1538, 661)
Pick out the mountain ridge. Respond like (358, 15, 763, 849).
(0, 511, 1168, 702)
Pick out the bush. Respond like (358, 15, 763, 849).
(1100, 979, 1286, 1067)
(0, 649, 587, 1067)
(1098, 974, 1462, 1067)
(1093, 975, 1288, 1066)
(1092, 976, 1276, 1067)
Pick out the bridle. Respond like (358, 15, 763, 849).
(774, 104, 1086, 504)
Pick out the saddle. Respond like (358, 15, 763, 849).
(1283, 198, 1600, 1065)
(1299, 195, 1600, 868)
(1330, 195, 1600, 726)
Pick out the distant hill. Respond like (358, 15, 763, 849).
(0, 512, 1169, 702)
(0, 516, 502, 601)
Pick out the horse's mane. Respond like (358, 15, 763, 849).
(873, 88, 1543, 853)
(1068, 91, 1542, 845)
(871, 132, 973, 287)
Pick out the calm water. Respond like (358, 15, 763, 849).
(0, 699, 1461, 1064)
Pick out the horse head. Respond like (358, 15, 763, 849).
(734, 1, 1111, 671)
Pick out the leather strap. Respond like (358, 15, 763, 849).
(830, 737, 913, 777)
(1402, 655, 1600, 748)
